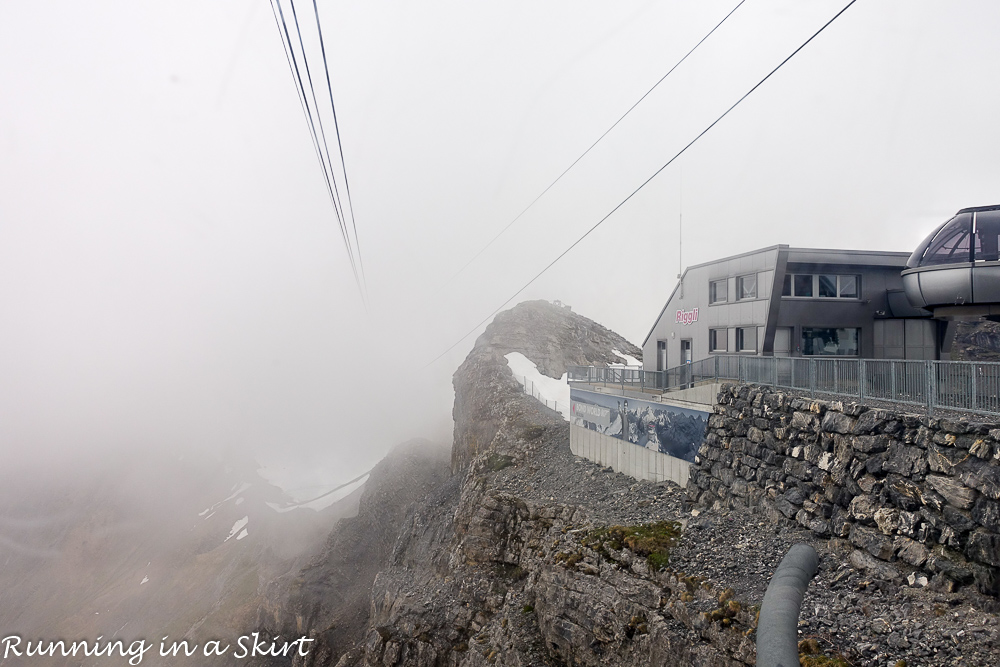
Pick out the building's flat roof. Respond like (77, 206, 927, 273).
(681, 244, 910, 272)
(785, 247, 911, 267)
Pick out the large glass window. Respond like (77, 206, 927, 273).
(839, 275, 859, 298)
(709, 328, 727, 352)
(974, 210, 1000, 262)
(736, 327, 757, 353)
(819, 275, 838, 298)
(793, 274, 813, 297)
(737, 274, 757, 300)
(783, 274, 860, 299)
(709, 279, 728, 304)
(920, 213, 973, 266)
(801, 328, 860, 356)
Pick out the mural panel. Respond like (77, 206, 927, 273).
(569, 388, 708, 463)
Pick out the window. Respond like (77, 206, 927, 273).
(801, 328, 860, 356)
(783, 274, 860, 299)
(709, 328, 727, 352)
(736, 327, 757, 353)
(793, 274, 813, 297)
(839, 275, 859, 298)
(920, 213, 972, 266)
(819, 274, 838, 298)
(974, 210, 1000, 262)
(709, 279, 728, 304)
(737, 274, 757, 300)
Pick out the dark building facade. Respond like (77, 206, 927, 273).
(642, 245, 941, 372)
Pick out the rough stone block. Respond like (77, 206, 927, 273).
(972, 496, 1000, 533)
(926, 474, 978, 509)
(849, 494, 879, 524)
(882, 442, 928, 476)
(943, 505, 978, 534)
(874, 508, 900, 536)
(959, 457, 1000, 500)
(821, 410, 857, 434)
(853, 434, 890, 454)
(850, 524, 895, 560)
(791, 411, 819, 432)
(895, 537, 930, 567)
(966, 530, 1000, 567)
(849, 549, 902, 582)
(886, 476, 922, 512)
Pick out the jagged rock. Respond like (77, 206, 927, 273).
(853, 434, 890, 454)
(882, 442, 927, 476)
(821, 411, 857, 434)
(926, 474, 978, 509)
(849, 549, 902, 583)
(848, 494, 879, 524)
(973, 496, 1000, 532)
(966, 530, 1000, 567)
(895, 537, 930, 567)
(959, 457, 1000, 500)
(873, 507, 899, 536)
(850, 524, 895, 560)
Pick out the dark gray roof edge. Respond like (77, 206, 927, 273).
(681, 244, 788, 273)
(785, 247, 911, 266)
(958, 204, 1000, 214)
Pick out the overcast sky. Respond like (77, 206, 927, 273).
(2, 1, 999, 490)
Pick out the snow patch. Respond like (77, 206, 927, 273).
(236, 528, 249, 540)
(609, 349, 641, 367)
(505, 352, 570, 421)
(224, 516, 249, 542)
(140, 576, 148, 585)
(235, 497, 244, 506)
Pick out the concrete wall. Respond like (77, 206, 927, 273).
(570, 424, 690, 487)
(688, 383, 1000, 596)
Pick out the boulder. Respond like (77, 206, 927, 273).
(926, 475, 978, 510)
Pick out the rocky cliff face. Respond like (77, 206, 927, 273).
(340, 301, 758, 667)
(252, 300, 1000, 667)
(451, 299, 641, 472)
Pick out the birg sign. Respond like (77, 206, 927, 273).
(675, 308, 699, 325)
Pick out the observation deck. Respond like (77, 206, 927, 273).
(903, 204, 1000, 319)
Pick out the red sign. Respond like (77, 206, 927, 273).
(675, 308, 699, 325)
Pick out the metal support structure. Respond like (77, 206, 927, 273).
(756, 543, 819, 667)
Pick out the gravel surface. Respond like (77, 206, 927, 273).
(487, 411, 1000, 666)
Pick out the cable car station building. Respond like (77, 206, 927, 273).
(641, 245, 941, 371)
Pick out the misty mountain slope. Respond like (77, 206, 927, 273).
(0, 451, 359, 666)
(335, 302, 760, 667)
(452, 299, 640, 471)
(244, 439, 453, 667)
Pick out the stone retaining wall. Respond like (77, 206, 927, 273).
(687, 383, 1000, 596)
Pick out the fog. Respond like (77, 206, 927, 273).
(3, 1, 1000, 491)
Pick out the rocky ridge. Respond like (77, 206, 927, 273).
(263, 300, 1000, 666)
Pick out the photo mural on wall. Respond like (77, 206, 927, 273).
(569, 388, 708, 463)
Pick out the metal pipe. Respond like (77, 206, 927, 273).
(756, 543, 818, 667)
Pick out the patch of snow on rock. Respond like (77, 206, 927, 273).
(609, 348, 641, 367)
(224, 516, 249, 542)
(505, 352, 570, 421)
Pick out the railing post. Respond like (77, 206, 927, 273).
(858, 358, 865, 402)
(891, 361, 896, 402)
(809, 359, 816, 398)
(772, 356, 778, 388)
(715, 354, 720, 381)
(925, 360, 934, 416)
(972, 363, 978, 413)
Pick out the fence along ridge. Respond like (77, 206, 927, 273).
(568, 355, 1000, 418)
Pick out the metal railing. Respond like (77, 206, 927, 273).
(568, 355, 1000, 417)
